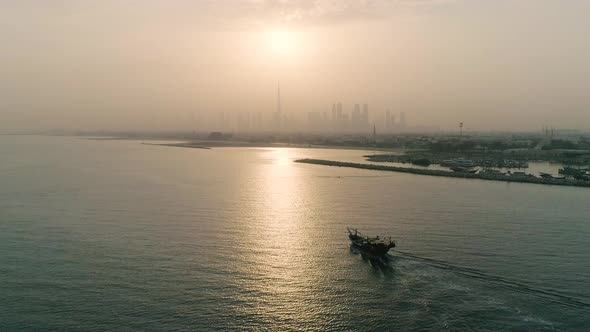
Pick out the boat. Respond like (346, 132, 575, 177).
(539, 172, 566, 180)
(500, 160, 529, 168)
(480, 168, 504, 175)
(560, 166, 590, 177)
(410, 158, 431, 166)
(347, 228, 395, 256)
(450, 166, 478, 173)
(441, 158, 476, 168)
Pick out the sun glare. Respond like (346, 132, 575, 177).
(267, 29, 300, 57)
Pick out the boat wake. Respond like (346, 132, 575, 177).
(393, 250, 590, 311)
(349, 245, 398, 279)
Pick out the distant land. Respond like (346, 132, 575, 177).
(63, 128, 590, 187)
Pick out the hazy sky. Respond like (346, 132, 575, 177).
(2, 0, 589, 132)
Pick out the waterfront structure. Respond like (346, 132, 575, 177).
(272, 83, 283, 129)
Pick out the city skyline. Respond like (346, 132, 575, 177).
(2, 2, 590, 330)
(2, 1, 590, 132)
(145, 101, 430, 134)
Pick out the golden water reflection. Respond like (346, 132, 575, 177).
(232, 148, 339, 328)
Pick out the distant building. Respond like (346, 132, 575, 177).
(352, 104, 361, 131)
(362, 104, 369, 128)
(385, 111, 395, 132)
(332, 104, 336, 120)
(336, 102, 344, 131)
(400, 112, 406, 130)
(272, 83, 283, 130)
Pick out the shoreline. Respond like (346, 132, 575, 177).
(136, 139, 402, 152)
(141, 142, 211, 149)
(295, 158, 590, 188)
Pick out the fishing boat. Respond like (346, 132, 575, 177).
(539, 172, 566, 180)
(347, 228, 395, 256)
(450, 166, 478, 174)
(441, 158, 476, 168)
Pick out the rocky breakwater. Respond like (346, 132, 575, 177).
(295, 159, 590, 188)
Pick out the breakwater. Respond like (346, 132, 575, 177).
(295, 158, 590, 188)
(143, 142, 211, 149)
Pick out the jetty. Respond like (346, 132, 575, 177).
(142, 142, 211, 149)
(295, 159, 590, 188)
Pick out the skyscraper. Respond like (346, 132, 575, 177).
(336, 102, 343, 130)
(352, 104, 361, 131)
(332, 103, 336, 121)
(400, 112, 406, 130)
(273, 83, 282, 130)
(277, 83, 281, 114)
(361, 104, 369, 129)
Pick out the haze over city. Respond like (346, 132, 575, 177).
(2, 0, 590, 132)
(3, 2, 590, 331)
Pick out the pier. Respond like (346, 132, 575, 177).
(295, 159, 590, 188)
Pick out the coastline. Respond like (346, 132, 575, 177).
(295, 158, 590, 188)
(133, 139, 403, 153)
(141, 142, 211, 149)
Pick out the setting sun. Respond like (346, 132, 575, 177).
(3, 1, 590, 331)
(266, 29, 301, 57)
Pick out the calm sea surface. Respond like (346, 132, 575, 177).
(1, 136, 589, 331)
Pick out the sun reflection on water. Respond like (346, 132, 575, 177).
(229, 148, 340, 328)
(271, 148, 292, 166)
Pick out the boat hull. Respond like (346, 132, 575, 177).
(350, 240, 393, 256)
(347, 228, 395, 256)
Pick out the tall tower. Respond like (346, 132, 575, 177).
(277, 82, 281, 115)
(362, 103, 369, 126)
(273, 82, 282, 130)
